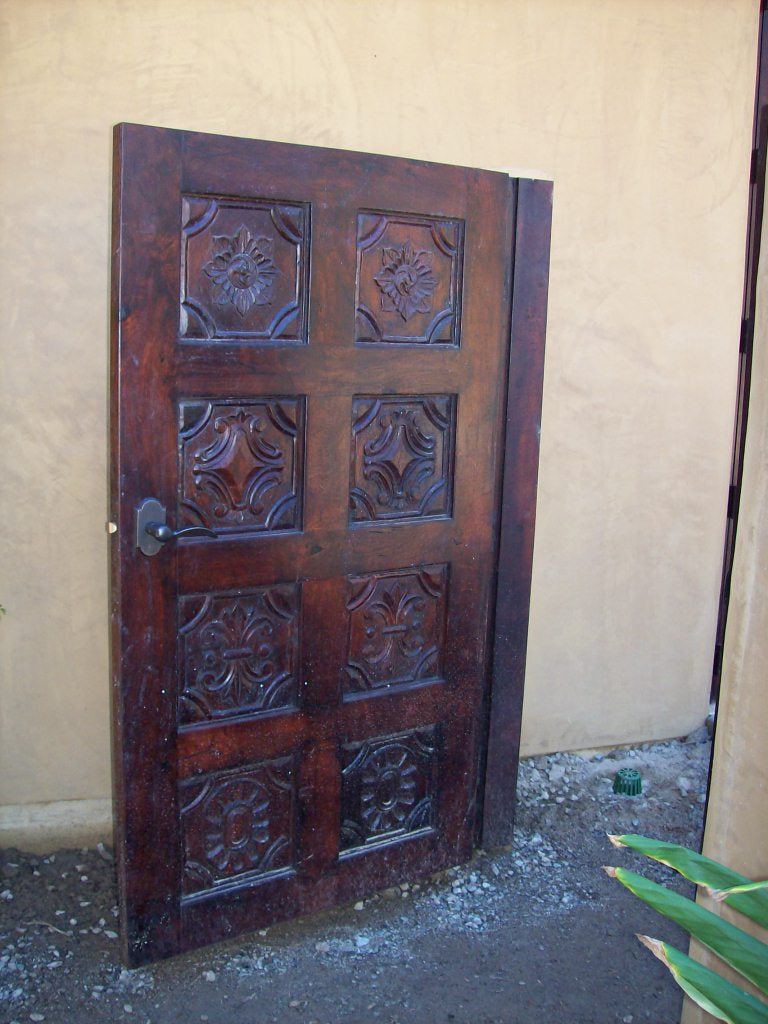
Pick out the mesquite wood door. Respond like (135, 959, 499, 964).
(111, 123, 550, 966)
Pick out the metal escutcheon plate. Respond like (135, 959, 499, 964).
(135, 497, 166, 556)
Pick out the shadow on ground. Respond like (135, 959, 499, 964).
(0, 734, 710, 1024)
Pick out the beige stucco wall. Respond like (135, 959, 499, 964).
(681, 163, 768, 1024)
(0, 0, 757, 832)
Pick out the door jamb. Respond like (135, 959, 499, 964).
(480, 177, 552, 848)
(711, 1, 768, 702)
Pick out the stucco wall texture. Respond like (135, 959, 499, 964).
(0, 0, 757, 814)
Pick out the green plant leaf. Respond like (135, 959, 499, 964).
(638, 936, 768, 1024)
(606, 867, 768, 995)
(609, 834, 768, 929)
(714, 882, 768, 903)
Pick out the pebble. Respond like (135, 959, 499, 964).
(123, 1006, 133, 1014)
(104, 930, 118, 940)
(30, 1016, 45, 1022)
(354, 901, 364, 911)
(1, 890, 13, 901)
(315, 941, 330, 953)
(355, 935, 370, 948)
(202, 970, 216, 982)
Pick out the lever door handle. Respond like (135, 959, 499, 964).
(144, 522, 217, 543)
(136, 497, 216, 556)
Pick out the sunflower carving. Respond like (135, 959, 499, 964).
(203, 226, 278, 316)
(360, 745, 418, 834)
(203, 777, 270, 875)
(374, 241, 437, 322)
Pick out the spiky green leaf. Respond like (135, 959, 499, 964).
(637, 936, 768, 1024)
(607, 867, 768, 995)
(609, 835, 768, 929)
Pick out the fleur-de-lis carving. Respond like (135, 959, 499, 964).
(343, 567, 446, 695)
(180, 587, 298, 723)
(361, 582, 426, 666)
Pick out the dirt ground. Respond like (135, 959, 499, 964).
(0, 731, 711, 1024)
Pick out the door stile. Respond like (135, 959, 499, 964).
(110, 124, 187, 964)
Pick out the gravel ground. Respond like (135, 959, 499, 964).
(0, 731, 711, 1024)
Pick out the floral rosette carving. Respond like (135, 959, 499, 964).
(203, 777, 270, 875)
(360, 745, 418, 834)
(374, 241, 437, 321)
(204, 226, 278, 316)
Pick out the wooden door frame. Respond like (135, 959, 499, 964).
(480, 178, 552, 848)
(711, 0, 768, 701)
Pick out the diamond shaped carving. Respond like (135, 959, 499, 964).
(349, 395, 455, 524)
(178, 398, 304, 534)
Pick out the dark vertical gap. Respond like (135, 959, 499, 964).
(710, 2, 768, 706)
(702, 2, 768, 844)
(474, 176, 518, 848)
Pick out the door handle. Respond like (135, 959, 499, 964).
(136, 497, 216, 556)
(145, 522, 217, 543)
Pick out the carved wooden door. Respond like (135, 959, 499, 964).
(111, 123, 550, 966)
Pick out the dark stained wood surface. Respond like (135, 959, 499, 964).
(110, 123, 551, 965)
(481, 179, 553, 847)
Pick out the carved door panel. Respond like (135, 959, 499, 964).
(111, 123, 550, 965)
